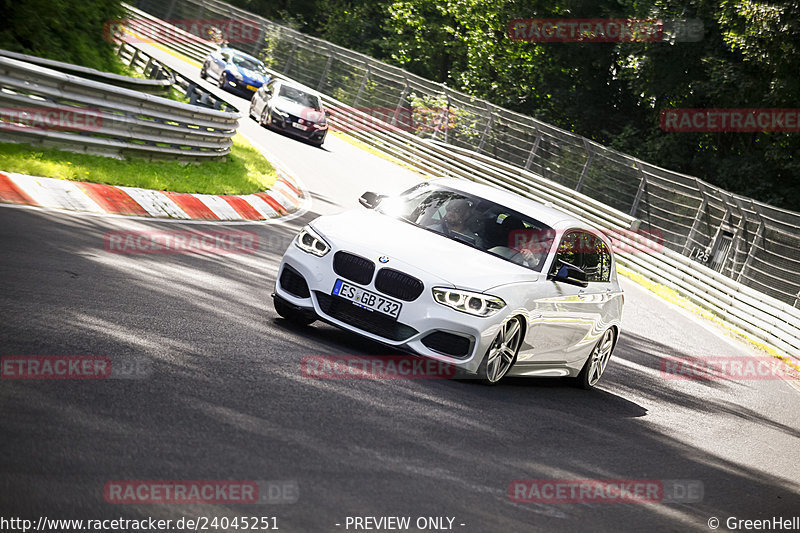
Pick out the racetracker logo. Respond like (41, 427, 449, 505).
(301, 355, 458, 379)
(104, 18, 259, 44)
(660, 356, 800, 380)
(508, 18, 663, 42)
(509, 479, 703, 503)
(321, 107, 457, 133)
(104, 230, 259, 255)
(660, 108, 800, 132)
(1, 356, 151, 380)
(508, 228, 664, 254)
(0, 106, 102, 132)
(103, 480, 298, 504)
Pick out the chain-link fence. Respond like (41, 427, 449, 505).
(136, 0, 800, 307)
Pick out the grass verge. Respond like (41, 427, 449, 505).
(0, 134, 277, 195)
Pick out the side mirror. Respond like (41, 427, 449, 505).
(547, 261, 588, 288)
(359, 191, 386, 209)
(324, 109, 332, 118)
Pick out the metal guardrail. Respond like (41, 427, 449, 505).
(0, 48, 173, 95)
(116, 42, 238, 112)
(134, 0, 800, 311)
(128, 6, 800, 360)
(122, 3, 218, 63)
(0, 54, 239, 162)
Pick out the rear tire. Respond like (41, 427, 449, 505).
(274, 297, 316, 326)
(574, 328, 615, 390)
(200, 63, 207, 79)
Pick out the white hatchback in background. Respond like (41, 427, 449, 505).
(273, 178, 623, 387)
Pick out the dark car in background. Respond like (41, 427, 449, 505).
(200, 47, 269, 99)
(249, 78, 329, 147)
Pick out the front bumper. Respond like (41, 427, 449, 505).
(221, 74, 262, 97)
(273, 243, 507, 375)
(268, 111, 328, 143)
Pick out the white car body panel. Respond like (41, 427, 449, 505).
(274, 178, 623, 380)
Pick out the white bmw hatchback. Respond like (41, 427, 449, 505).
(273, 178, 623, 387)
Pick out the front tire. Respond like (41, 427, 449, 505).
(575, 328, 615, 390)
(274, 297, 316, 326)
(477, 316, 523, 385)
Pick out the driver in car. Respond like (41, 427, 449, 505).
(427, 199, 475, 239)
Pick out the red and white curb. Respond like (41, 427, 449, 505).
(0, 169, 305, 221)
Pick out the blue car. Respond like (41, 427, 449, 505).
(200, 47, 270, 99)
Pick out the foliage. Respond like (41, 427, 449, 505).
(0, 0, 126, 73)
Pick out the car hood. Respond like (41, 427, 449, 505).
(234, 67, 267, 83)
(273, 98, 325, 122)
(311, 210, 543, 292)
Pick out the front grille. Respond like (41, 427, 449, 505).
(422, 331, 473, 358)
(279, 264, 310, 298)
(315, 292, 418, 342)
(333, 251, 374, 285)
(375, 268, 424, 301)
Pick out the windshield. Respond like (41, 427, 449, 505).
(278, 85, 322, 110)
(378, 184, 556, 272)
(231, 55, 265, 73)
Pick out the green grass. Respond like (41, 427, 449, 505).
(0, 135, 277, 195)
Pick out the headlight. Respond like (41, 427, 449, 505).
(273, 108, 289, 118)
(294, 226, 330, 257)
(230, 70, 243, 80)
(432, 288, 506, 317)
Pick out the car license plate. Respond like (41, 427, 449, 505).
(332, 279, 401, 319)
(292, 122, 309, 131)
(246, 84, 257, 91)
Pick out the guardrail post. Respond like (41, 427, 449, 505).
(728, 195, 750, 278)
(164, 0, 178, 19)
(524, 131, 542, 171)
(736, 203, 765, 284)
(353, 62, 370, 107)
(392, 77, 409, 127)
(477, 103, 494, 153)
(683, 182, 708, 255)
(283, 41, 297, 75)
(629, 160, 647, 217)
(575, 139, 595, 192)
(317, 45, 334, 92)
(251, 22, 265, 55)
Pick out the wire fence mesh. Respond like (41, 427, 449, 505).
(136, 0, 800, 307)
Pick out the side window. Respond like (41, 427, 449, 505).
(550, 231, 611, 283)
(583, 234, 611, 283)
(551, 231, 583, 276)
